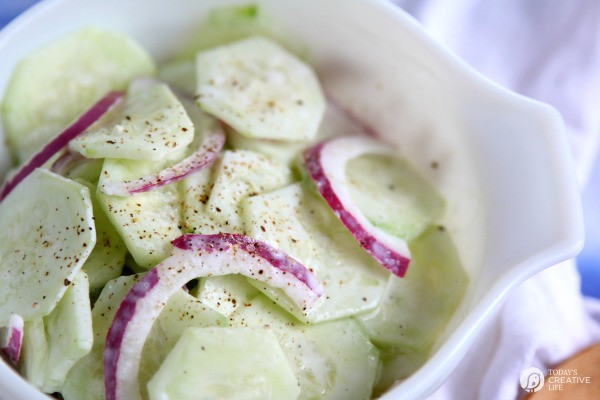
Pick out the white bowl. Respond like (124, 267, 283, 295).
(0, 0, 584, 399)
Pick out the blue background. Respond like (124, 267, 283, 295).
(1, 0, 599, 298)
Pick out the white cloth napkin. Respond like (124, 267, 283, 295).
(392, 0, 600, 399)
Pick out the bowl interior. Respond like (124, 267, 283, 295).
(0, 0, 583, 399)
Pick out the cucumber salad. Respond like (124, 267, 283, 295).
(0, 5, 467, 400)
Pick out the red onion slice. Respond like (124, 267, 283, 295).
(0, 91, 123, 201)
(104, 233, 323, 400)
(99, 125, 225, 196)
(304, 136, 411, 277)
(0, 314, 24, 366)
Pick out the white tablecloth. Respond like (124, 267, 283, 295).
(393, 1, 600, 398)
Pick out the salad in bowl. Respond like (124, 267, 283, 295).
(0, 1, 582, 400)
(0, 5, 467, 400)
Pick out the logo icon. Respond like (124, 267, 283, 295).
(520, 367, 545, 393)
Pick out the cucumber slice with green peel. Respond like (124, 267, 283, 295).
(97, 150, 185, 268)
(42, 271, 93, 393)
(70, 83, 194, 161)
(230, 295, 379, 400)
(62, 274, 142, 400)
(139, 290, 228, 400)
(196, 36, 325, 141)
(242, 183, 388, 323)
(183, 150, 292, 234)
(356, 225, 468, 352)
(346, 154, 444, 242)
(147, 326, 300, 400)
(193, 275, 260, 317)
(0, 169, 95, 325)
(75, 180, 127, 294)
(1, 27, 155, 162)
(17, 318, 48, 390)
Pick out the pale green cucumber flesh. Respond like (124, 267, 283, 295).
(182, 149, 291, 234)
(147, 327, 300, 400)
(69, 83, 194, 161)
(0, 169, 95, 325)
(225, 101, 349, 166)
(174, 4, 306, 61)
(356, 225, 468, 393)
(17, 318, 48, 390)
(139, 290, 228, 399)
(196, 37, 325, 141)
(1, 27, 155, 162)
(180, 163, 216, 232)
(158, 59, 196, 97)
(372, 349, 430, 398)
(75, 180, 126, 294)
(61, 274, 143, 400)
(242, 183, 388, 323)
(346, 153, 445, 242)
(97, 152, 185, 268)
(230, 295, 379, 400)
(43, 271, 93, 393)
(193, 275, 260, 317)
(64, 158, 105, 183)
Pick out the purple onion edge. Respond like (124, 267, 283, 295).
(303, 143, 410, 277)
(103, 268, 160, 400)
(0, 91, 123, 201)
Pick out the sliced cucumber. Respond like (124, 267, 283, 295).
(346, 154, 444, 242)
(174, 4, 304, 61)
(64, 158, 104, 183)
(372, 349, 429, 397)
(356, 225, 468, 352)
(242, 183, 388, 323)
(227, 100, 360, 165)
(139, 290, 228, 399)
(1, 27, 155, 162)
(231, 295, 379, 400)
(0, 169, 95, 325)
(61, 274, 142, 400)
(196, 37, 325, 141)
(147, 326, 300, 400)
(182, 150, 292, 234)
(17, 318, 48, 390)
(69, 83, 194, 161)
(43, 271, 93, 393)
(158, 59, 196, 97)
(76, 180, 126, 294)
(92, 274, 143, 340)
(180, 162, 216, 232)
(193, 275, 260, 317)
(226, 128, 306, 166)
(97, 151, 185, 268)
